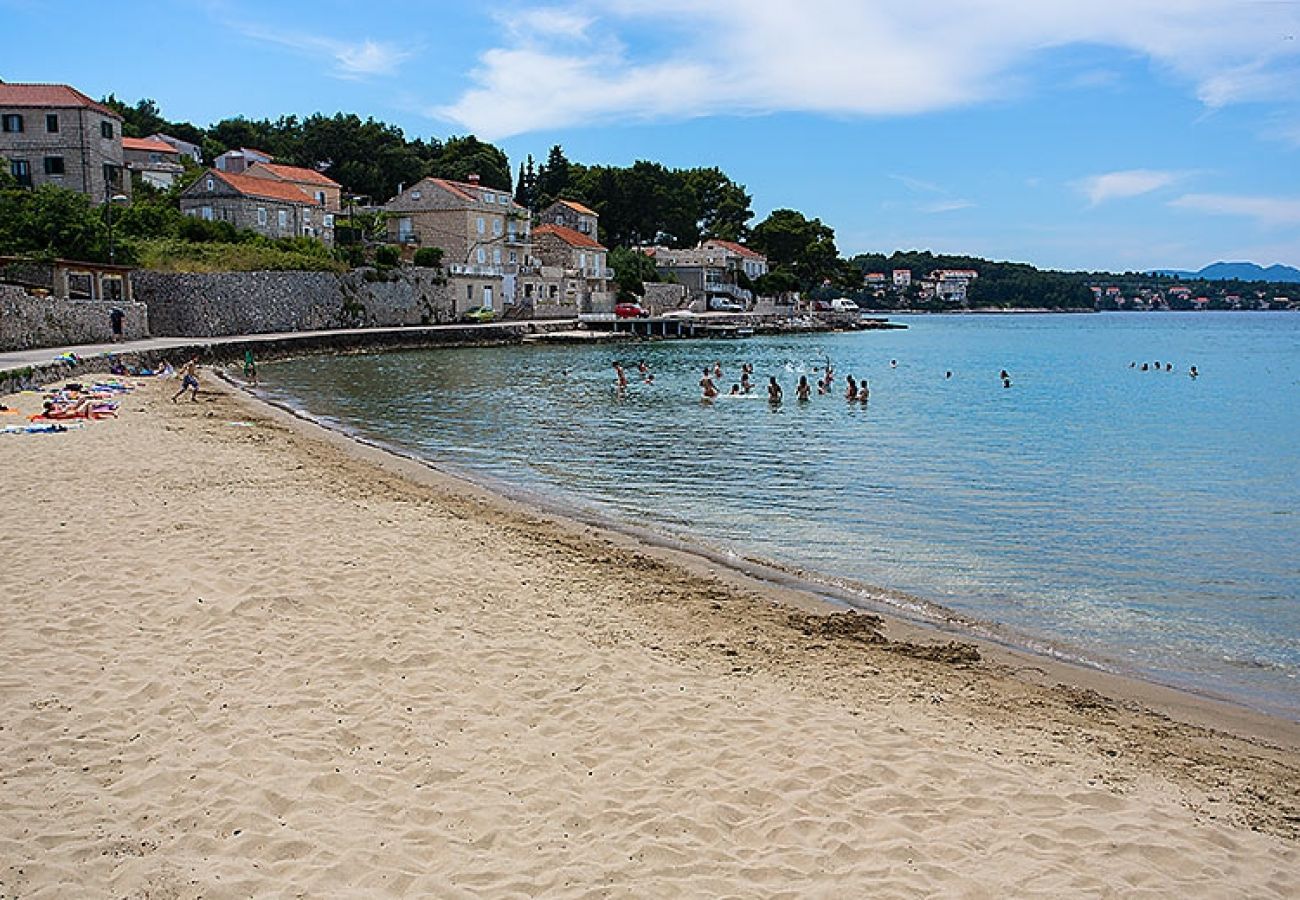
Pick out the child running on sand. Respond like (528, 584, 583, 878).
(172, 357, 200, 403)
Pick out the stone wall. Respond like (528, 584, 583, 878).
(0, 284, 148, 351)
(640, 282, 689, 314)
(134, 267, 459, 337)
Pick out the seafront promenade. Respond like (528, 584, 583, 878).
(0, 319, 580, 391)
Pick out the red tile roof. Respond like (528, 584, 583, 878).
(534, 223, 605, 250)
(557, 198, 598, 217)
(425, 177, 517, 205)
(704, 238, 766, 260)
(122, 136, 179, 154)
(212, 170, 320, 205)
(248, 162, 340, 188)
(0, 83, 120, 118)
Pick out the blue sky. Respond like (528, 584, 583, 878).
(4, 0, 1299, 272)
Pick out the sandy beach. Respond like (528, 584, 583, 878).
(1, 372, 1297, 898)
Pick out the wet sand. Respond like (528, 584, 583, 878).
(0, 373, 1296, 897)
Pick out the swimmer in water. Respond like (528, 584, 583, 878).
(729, 383, 741, 395)
(890, 359, 897, 369)
(768, 376, 782, 403)
(699, 367, 719, 399)
(1165, 362, 1173, 372)
(845, 375, 858, 401)
(859, 380, 869, 402)
(797, 375, 811, 401)
(945, 371, 952, 379)
(740, 369, 752, 393)
(1189, 365, 1199, 379)
(713, 361, 723, 378)
(612, 361, 628, 389)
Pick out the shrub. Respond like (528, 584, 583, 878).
(412, 246, 443, 268)
(374, 244, 400, 267)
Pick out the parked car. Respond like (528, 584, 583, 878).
(461, 306, 496, 323)
(830, 297, 861, 312)
(707, 297, 745, 313)
(811, 299, 833, 312)
(614, 302, 650, 318)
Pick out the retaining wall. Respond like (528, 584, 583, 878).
(135, 267, 457, 337)
(0, 284, 148, 352)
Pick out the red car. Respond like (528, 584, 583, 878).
(614, 302, 650, 318)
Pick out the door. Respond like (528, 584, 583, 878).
(483, 286, 494, 310)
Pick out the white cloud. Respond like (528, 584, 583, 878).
(235, 24, 412, 79)
(433, 0, 1300, 138)
(1078, 169, 1187, 206)
(1169, 193, 1300, 226)
(920, 199, 976, 213)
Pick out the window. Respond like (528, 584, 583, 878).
(493, 248, 501, 264)
(43, 156, 65, 176)
(10, 159, 31, 186)
(484, 193, 495, 204)
(2, 114, 23, 133)
(278, 209, 288, 230)
(206, 177, 215, 191)
(410, 189, 421, 200)
(499, 194, 510, 205)
(493, 219, 502, 236)
(103, 163, 121, 187)
(476, 217, 485, 234)
(549, 284, 558, 299)
(100, 120, 114, 139)
(509, 251, 517, 263)
(524, 283, 534, 298)
(303, 209, 311, 224)
(476, 247, 486, 264)
(257, 207, 267, 226)
(315, 190, 325, 204)
(467, 285, 474, 300)
(323, 214, 334, 227)
(45, 114, 58, 133)
(579, 252, 587, 269)
(201, 206, 213, 220)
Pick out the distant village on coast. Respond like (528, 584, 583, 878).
(2, 80, 1298, 354)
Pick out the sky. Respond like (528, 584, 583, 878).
(4, 0, 1299, 272)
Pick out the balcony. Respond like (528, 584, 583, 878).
(448, 262, 505, 277)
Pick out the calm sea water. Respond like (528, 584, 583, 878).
(262, 313, 1300, 718)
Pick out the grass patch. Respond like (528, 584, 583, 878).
(132, 239, 347, 274)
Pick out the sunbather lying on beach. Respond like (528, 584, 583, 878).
(33, 398, 118, 420)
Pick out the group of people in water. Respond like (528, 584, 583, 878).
(1131, 360, 1199, 378)
(609, 356, 1039, 402)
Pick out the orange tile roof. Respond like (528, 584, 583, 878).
(557, 198, 598, 217)
(212, 170, 320, 205)
(534, 223, 605, 250)
(122, 136, 179, 154)
(0, 83, 120, 118)
(248, 162, 340, 188)
(704, 238, 766, 260)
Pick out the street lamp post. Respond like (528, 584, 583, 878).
(105, 190, 128, 264)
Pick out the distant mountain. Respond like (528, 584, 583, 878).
(1151, 262, 1300, 283)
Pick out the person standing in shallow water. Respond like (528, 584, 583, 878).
(767, 376, 782, 404)
(845, 375, 858, 401)
(796, 375, 811, 401)
(613, 361, 628, 390)
(699, 367, 719, 399)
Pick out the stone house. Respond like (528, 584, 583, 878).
(148, 132, 202, 164)
(179, 169, 329, 242)
(214, 147, 272, 174)
(384, 175, 531, 313)
(0, 82, 129, 202)
(528, 224, 611, 314)
(643, 241, 763, 309)
(244, 162, 342, 212)
(539, 199, 599, 239)
(123, 136, 185, 189)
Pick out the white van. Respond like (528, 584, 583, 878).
(829, 297, 860, 312)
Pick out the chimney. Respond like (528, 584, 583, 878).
(467, 173, 480, 185)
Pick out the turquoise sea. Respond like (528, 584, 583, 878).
(262, 313, 1300, 718)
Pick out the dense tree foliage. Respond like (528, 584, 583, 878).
(0, 178, 110, 261)
(749, 209, 852, 291)
(850, 251, 1094, 309)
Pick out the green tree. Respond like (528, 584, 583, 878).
(0, 183, 109, 261)
(534, 145, 574, 209)
(608, 246, 662, 299)
(514, 154, 538, 211)
(749, 209, 842, 290)
(428, 136, 511, 192)
(687, 167, 752, 241)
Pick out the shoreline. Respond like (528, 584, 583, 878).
(243, 374, 1300, 746)
(3, 371, 1297, 894)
